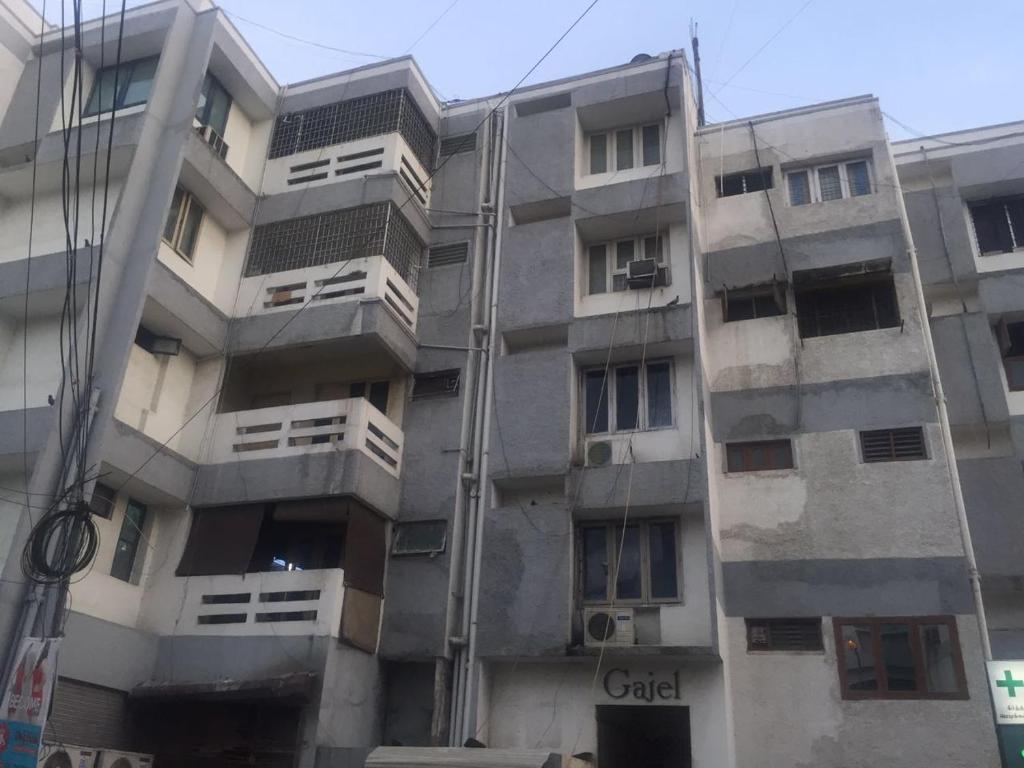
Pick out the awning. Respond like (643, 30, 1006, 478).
(131, 671, 316, 702)
(365, 747, 561, 768)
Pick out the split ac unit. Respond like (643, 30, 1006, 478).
(94, 751, 154, 768)
(586, 440, 613, 467)
(584, 607, 636, 646)
(626, 258, 659, 289)
(37, 744, 98, 768)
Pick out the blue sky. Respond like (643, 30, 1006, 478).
(64, 0, 1023, 140)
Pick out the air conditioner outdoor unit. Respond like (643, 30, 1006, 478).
(586, 440, 613, 467)
(584, 607, 636, 647)
(94, 751, 154, 768)
(626, 258, 659, 289)
(38, 744, 98, 768)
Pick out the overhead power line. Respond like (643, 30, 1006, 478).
(219, 7, 390, 60)
(713, 0, 815, 94)
(404, 0, 461, 53)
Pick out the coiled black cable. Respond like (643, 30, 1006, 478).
(22, 500, 99, 585)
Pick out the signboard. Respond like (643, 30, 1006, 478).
(0, 638, 60, 767)
(988, 661, 1024, 724)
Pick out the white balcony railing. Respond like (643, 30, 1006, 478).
(180, 569, 345, 637)
(262, 132, 432, 205)
(208, 397, 404, 476)
(235, 255, 419, 332)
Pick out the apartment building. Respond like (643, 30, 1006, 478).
(0, 0, 1017, 766)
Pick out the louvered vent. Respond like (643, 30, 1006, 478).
(439, 133, 476, 157)
(428, 242, 469, 268)
(746, 618, 823, 651)
(860, 427, 926, 462)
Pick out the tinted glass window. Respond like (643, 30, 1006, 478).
(615, 366, 640, 431)
(582, 527, 608, 601)
(642, 124, 660, 166)
(615, 129, 633, 170)
(971, 202, 1014, 254)
(842, 623, 878, 691)
(788, 170, 811, 206)
(646, 362, 672, 428)
(588, 244, 607, 294)
(590, 133, 607, 174)
(847, 161, 871, 196)
(648, 522, 678, 599)
(881, 623, 917, 691)
(614, 525, 642, 600)
(585, 370, 609, 434)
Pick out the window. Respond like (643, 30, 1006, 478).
(997, 320, 1024, 391)
(196, 72, 232, 137)
(587, 123, 662, 175)
(83, 56, 158, 117)
(348, 380, 390, 414)
(726, 440, 793, 472)
(786, 160, 872, 205)
(794, 273, 899, 339)
(746, 618, 823, 651)
(586, 233, 669, 294)
(716, 168, 773, 197)
(110, 499, 146, 582)
(722, 282, 786, 322)
(834, 616, 967, 700)
(412, 369, 460, 399)
(969, 197, 1024, 255)
(860, 427, 926, 462)
(579, 519, 679, 604)
(583, 360, 672, 434)
(162, 187, 204, 261)
(391, 521, 447, 556)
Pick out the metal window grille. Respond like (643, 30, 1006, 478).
(412, 369, 460, 399)
(746, 618, 823, 651)
(245, 201, 423, 292)
(859, 427, 926, 462)
(269, 88, 437, 170)
(428, 242, 469, 267)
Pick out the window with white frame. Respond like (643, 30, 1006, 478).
(786, 159, 872, 206)
(583, 359, 673, 435)
(588, 123, 662, 175)
(579, 519, 680, 604)
(162, 187, 204, 261)
(587, 233, 668, 295)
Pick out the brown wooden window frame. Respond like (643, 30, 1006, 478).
(725, 439, 794, 473)
(833, 615, 968, 701)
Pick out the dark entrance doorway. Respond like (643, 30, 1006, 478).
(596, 705, 691, 768)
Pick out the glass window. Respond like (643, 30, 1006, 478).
(615, 366, 640, 431)
(818, 165, 842, 201)
(178, 198, 203, 258)
(582, 527, 608, 601)
(197, 73, 232, 135)
(971, 201, 1016, 254)
(368, 381, 390, 413)
(787, 170, 811, 206)
(615, 239, 634, 270)
(642, 124, 660, 166)
(121, 57, 158, 108)
(847, 161, 871, 196)
(614, 525, 642, 600)
(590, 133, 607, 175)
(646, 361, 672, 428)
(162, 187, 204, 261)
(584, 370, 609, 434)
(85, 57, 160, 115)
(392, 520, 447, 555)
(648, 521, 678, 599)
(588, 244, 607, 295)
(616, 129, 634, 171)
(163, 187, 184, 242)
(834, 616, 967, 699)
(644, 235, 664, 263)
(111, 499, 146, 582)
(795, 274, 900, 339)
(85, 65, 121, 116)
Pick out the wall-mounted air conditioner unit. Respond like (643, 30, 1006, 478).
(586, 440, 613, 467)
(626, 258, 659, 289)
(38, 744, 98, 768)
(94, 751, 154, 768)
(584, 607, 636, 647)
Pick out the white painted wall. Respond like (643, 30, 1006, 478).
(0, 314, 63, 411)
(484, 660, 729, 766)
(0, 44, 24, 119)
(659, 514, 712, 647)
(0, 182, 123, 263)
(724, 614, 999, 767)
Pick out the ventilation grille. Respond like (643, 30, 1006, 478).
(413, 369, 460, 399)
(860, 427, 926, 462)
(746, 618, 823, 651)
(439, 133, 476, 157)
(428, 242, 469, 268)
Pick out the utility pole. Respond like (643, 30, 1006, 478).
(691, 21, 706, 127)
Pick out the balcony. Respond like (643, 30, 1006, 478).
(207, 397, 404, 477)
(235, 254, 419, 333)
(180, 568, 344, 637)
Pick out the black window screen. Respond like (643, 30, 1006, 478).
(245, 201, 423, 292)
(269, 88, 437, 170)
(795, 275, 899, 339)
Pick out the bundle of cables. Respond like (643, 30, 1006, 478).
(22, 499, 99, 585)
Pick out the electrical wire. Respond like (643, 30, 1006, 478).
(218, 7, 390, 61)
(404, 0, 461, 54)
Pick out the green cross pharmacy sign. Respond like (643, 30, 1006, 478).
(988, 662, 1024, 723)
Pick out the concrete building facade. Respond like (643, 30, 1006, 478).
(0, 1, 1016, 766)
